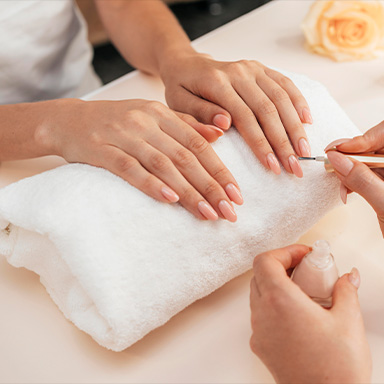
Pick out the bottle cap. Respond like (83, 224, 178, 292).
(307, 240, 333, 269)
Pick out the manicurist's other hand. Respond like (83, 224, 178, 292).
(160, 53, 312, 178)
(35, 98, 242, 222)
(250, 245, 371, 384)
(326, 120, 384, 236)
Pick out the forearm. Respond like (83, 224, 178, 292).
(95, 0, 196, 76)
(0, 99, 77, 161)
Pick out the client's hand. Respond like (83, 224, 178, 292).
(160, 53, 312, 177)
(250, 245, 371, 384)
(40, 98, 241, 222)
(326, 120, 384, 236)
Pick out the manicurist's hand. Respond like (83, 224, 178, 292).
(160, 53, 312, 177)
(0, 98, 242, 222)
(250, 245, 371, 384)
(326, 120, 384, 236)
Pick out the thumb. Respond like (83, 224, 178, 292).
(166, 87, 232, 131)
(331, 268, 361, 318)
(174, 111, 224, 143)
(327, 151, 384, 223)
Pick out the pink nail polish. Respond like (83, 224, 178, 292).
(198, 201, 218, 221)
(324, 138, 352, 152)
(302, 108, 313, 124)
(218, 200, 237, 222)
(208, 125, 224, 137)
(161, 186, 179, 203)
(298, 138, 311, 157)
(348, 267, 360, 289)
(266, 153, 281, 175)
(326, 151, 353, 177)
(291, 240, 339, 307)
(340, 183, 348, 204)
(288, 155, 303, 178)
(213, 114, 231, 130)
(225, 183, 244, 205)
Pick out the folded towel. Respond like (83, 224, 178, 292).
(0, 72, 360, 351)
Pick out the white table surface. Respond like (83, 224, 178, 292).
(1, 1, 384, 382)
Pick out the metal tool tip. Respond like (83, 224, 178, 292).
(298, 157, 316, 160)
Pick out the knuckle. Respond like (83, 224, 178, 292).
(276, 136, 292, 151)
(115, 155, 137, 176)
(203, 179, 220, 197)
(279, 75, 294, 88)
(210, 166, 228, 181)
(178, 185, 196, 203)
(257, 99, 277, 116)
(149, 153, 170, 172)
(251, 135, 268, 150)
(173, 147, 196, 168)
(271, 87, 289, 103)
(187, 134, 210, 154)
(253, 253, 267, 271)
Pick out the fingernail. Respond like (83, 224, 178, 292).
(348, 267, 360, 289)
(208, 125, 224, 137)
(198, 201, 218, 221)
(213, 114, 231, 130)
(324, 138, 352, 152)
(340, 183, 348, 204)
(288, 155, 303, 178)
(326, 151, 353, 177)
(298, 138, 311, 157)
(161, 186, 179, 203)
(302, 108, 313, 124)
(218, 200, 237, 222)
(225, 183, 244, 205)
(266, 153, 281, 175)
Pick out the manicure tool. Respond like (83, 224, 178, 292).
(299, 150, 384, 172)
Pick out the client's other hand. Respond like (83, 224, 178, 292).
(250, 245, 371, 384)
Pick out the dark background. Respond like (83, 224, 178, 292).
(92, 0, 271, 84)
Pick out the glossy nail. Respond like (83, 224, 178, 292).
(225, 183, 243, 205)
(267, 153, 281, 175)
(288, 155, 303, 178)
(161, 186, 179, 203)
(340, 183, 348, 204)
(348, 267, 360, 289)
(198, 201, 218, 221)
(324, 138, 352, 152)
(326, 151, 353, 177)
(208, 125, 224, 137)
(218, 200, 237, 222)
(213, 114, 231, 130)
(302, 108, 313, 124)
(298, 138, 311, 157)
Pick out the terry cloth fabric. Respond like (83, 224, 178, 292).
(0, 72, 360, 351)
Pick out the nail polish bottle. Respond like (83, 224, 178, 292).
(291, 240, 339, 307)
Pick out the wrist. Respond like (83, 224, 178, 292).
(34, 98, 85, 158)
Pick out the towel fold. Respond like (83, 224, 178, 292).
(0, 72, 360, 351)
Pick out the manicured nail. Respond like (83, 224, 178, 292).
(348, 267, 360, 289)
(213, 114, 231, 130)
(161, 186, 179, 203)
(326, 151, 353, 177)
(324, 138, 352, 152)
(340, 183, 348, 204)
(298, 138, 311, 157)
(198, 201, 218, 221)
(208, 125, 224, 137)
(218, 200, 237, 222)
(302, 108, 313, 124)
(288, 155, 303, 178)
(225, 183, 243, 205)
(267, 153, 281, 175)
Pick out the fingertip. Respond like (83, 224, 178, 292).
(161, 186, 180, 203)
(348, 267, 361, 289)
(302, 107, 313, 125)
(213, 113, 231, 130)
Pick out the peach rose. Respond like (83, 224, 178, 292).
(302, 1, 384, 61)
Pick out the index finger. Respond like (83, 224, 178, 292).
(334, 121, 384, 154)
(252, 244, 310, 295)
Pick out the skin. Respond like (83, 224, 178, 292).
(95, 0, 313, 177)
(250, 245, 371, 384)
(249, 121, 384, 382)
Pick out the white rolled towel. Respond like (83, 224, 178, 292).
(0, 72, 360, 351)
